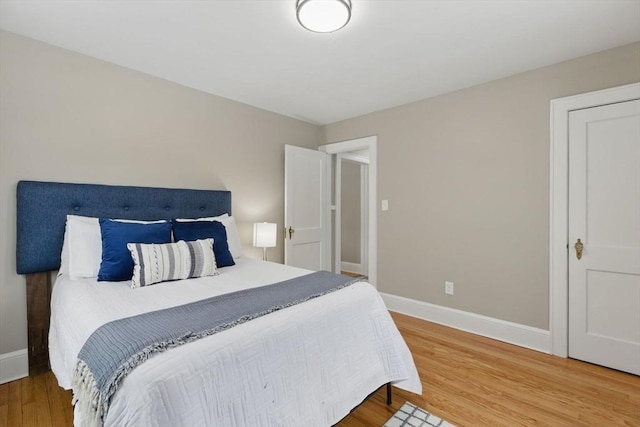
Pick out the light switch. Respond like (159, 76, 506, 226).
(381, 200, 389, 211)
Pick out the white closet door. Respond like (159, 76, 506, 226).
(568, 99, 640, 375)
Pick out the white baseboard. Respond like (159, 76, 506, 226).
(0, 349, 29, 384)
(341, 262, 363, 275)
(380, 293, 551, 354)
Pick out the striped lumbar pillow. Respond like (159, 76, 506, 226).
(127, 239, 218, 288)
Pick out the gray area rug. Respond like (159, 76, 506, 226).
(384, 402, 455, 427)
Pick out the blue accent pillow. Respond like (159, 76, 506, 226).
(98, 219, 172, 282)
(171, 220, 235, 267)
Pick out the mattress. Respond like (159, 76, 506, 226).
(49, 258, 422, 426)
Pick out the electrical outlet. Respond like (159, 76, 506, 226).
(445, 281, 454, 295)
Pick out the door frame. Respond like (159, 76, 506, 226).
(320, 136, 377, 286)
(549, 82, 640, 357)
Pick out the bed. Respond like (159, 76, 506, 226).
(16, 180, 422, 427)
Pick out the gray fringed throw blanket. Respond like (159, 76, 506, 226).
(72, 270, 358, 427)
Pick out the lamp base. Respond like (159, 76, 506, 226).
(262, 247, 268, 261)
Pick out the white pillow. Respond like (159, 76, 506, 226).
(58, 221, 71, 277)
(220, 216, 244, 259)
(68, 216, 102, 279)
(175, 214, 244, 259)
(59, 215, 168, 280)
(57, 215, 101, 279)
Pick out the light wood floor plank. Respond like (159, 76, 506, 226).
(33, 371, 52, 427)
(0, 405, 7, 427)
(7, 380, 22, 427)
(20, 377, 34, 407)
(1, 311, 638, 426)
(45, 374, 71, 427)
(0, 382, 8, 406)
(20, 377, 37, 427)
(0, 382, 6, 427)
(21, 402, 37, 427)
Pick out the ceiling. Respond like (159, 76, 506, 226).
(1, 1, 639, 125)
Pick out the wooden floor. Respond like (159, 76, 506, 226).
(1, 312, 638, 426)
(338, 313, 640, 426)
(341, 271, 367, 279)
(0, 369, 72, 427)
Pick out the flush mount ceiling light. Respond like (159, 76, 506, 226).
(296, 0, 352, 33)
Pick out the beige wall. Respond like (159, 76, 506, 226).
(0, 31, 320, 355)
(324, 42, 640, 330)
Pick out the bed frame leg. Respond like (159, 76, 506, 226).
(386, 383, 392, 405)
(26, 272, 51, 376)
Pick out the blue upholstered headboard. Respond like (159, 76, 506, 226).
(16, 181, 232, 274)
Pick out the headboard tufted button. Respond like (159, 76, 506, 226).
(73, 206, 80, 211)
(200, 206, 205, 211)
(123, 206, 129, 211)
(165, 206, 171, 211)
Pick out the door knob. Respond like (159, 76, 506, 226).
(286, 226, 295, 239)
(574, 238, 584, 260)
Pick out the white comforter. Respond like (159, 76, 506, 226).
(50, 258, 422, 427)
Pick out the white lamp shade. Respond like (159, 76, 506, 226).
(296, 0, 352, 33)
(253, 222, 277, 248)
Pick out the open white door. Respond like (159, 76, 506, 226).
(284, 145, 330, 271)
(568, 99, 640, 375)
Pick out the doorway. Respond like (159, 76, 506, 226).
(320, 136, 377, 286)
(336, 153, 369, 278)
